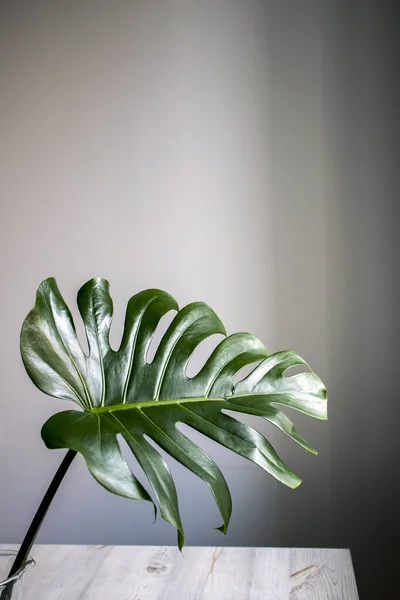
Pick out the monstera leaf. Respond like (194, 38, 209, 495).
(21, 278, 327, 548)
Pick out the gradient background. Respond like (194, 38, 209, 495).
(0, 1, 398, 597)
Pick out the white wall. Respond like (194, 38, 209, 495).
(1, 2, 397, 597)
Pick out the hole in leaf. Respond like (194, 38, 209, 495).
(175, 422, 233, 464)
(143, 434, 171, 462)
(108, 294, 125, 351)
(232, 360, 264, 387)
(116, 433, 151, 493)
(186, 333, 225, 378)
(146, 310, 177, 364)
(63, 287, 89, 355)
(143, 433, 222, 525)
(283, 364, 311, 378)
(222, 409, 283, 448)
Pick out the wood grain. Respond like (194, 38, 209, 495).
(0, 545, 359, 599)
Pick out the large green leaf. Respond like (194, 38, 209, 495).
(21, 278, 327, 548)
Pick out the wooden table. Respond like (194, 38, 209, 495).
(3, 545, 359, 599)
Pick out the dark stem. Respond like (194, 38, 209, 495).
(7, 449, 77, 578)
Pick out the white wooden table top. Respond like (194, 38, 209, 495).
(2, 544, 359, 600)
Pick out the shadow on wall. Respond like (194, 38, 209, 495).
(324, 3, 399, 598)
(267, 1, 399, 598)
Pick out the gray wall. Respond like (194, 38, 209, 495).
(0, 2, 398, 597)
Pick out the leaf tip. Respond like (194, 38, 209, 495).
(35, 276, 56, 288)
(307, 447, 318, 456)
(291, 477, 302, 490)
(320, 399, 328, 421)
(214, 523, 228, 535)
(178, 529, 185, 552)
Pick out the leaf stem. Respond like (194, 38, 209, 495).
(7, 450, 77, 578)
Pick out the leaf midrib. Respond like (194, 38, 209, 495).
(88, 389, 324, 415)
(90, 396, 224, 413)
